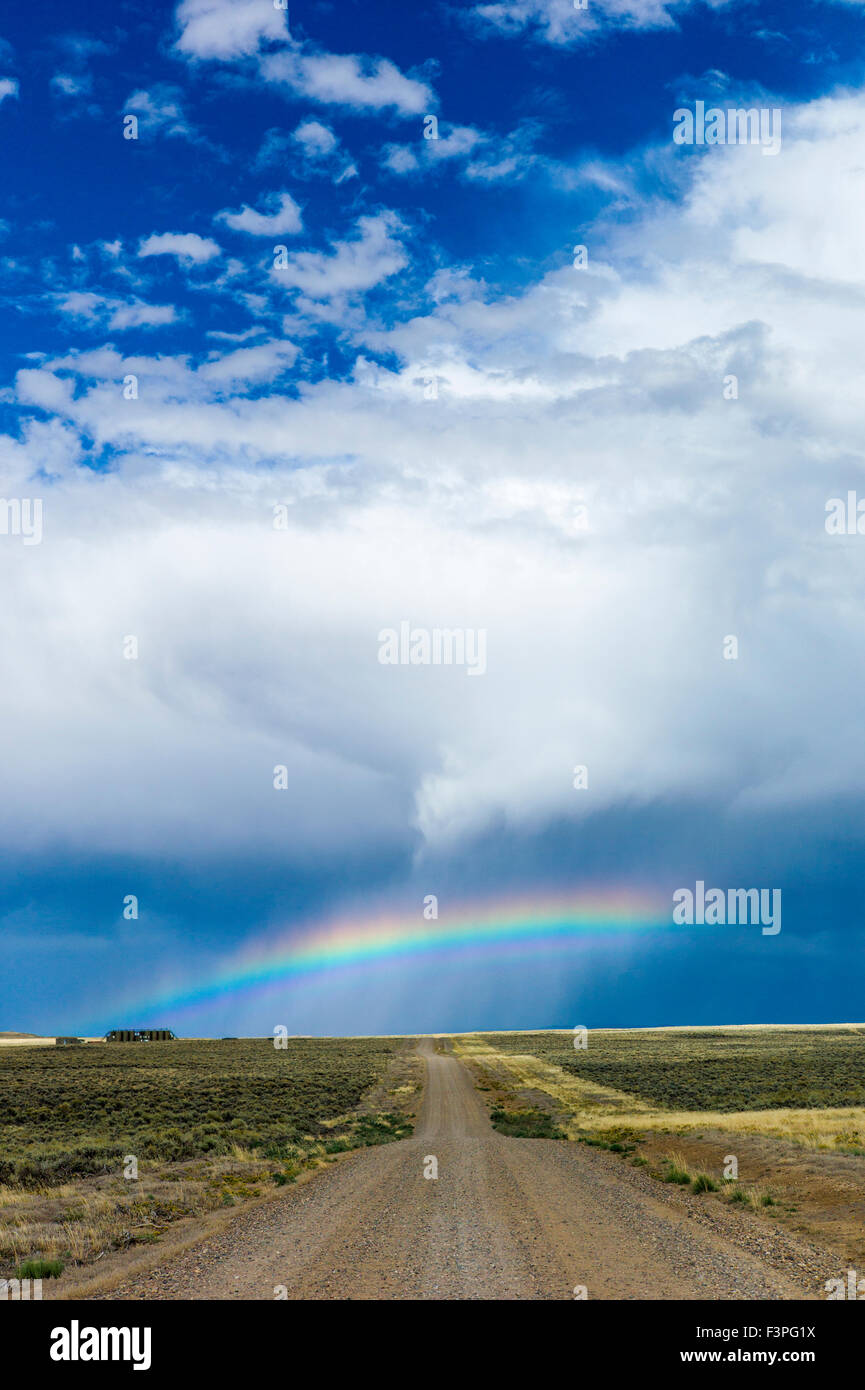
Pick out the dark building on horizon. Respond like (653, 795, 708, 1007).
(104, 1028, 176, 1042)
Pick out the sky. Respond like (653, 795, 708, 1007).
(1, 0, 865, 1037)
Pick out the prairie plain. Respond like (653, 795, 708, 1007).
(1, 1025, 864, 1298)
(0, 1035, 419, 1285)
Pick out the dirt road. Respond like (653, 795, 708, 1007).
(99, 1039, 829, 1300)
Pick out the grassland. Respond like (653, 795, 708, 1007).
(0, 1036, 419, 1283)
(477, 1026, 865, 1113)
(454, 1027, 865, 1269)
(7, 1026, 865, 1291)
(456, 1027, 865, 1148)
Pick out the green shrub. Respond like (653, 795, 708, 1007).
(490, 1107, 565, 1139)
(272, 1169, 297, 1186)
(727, 1186, 751, 1205)
(16, 1259, 64, 1279)
(353, 1113, 413, 1145)
(662, 1156, 691, 1185)
(690, 1172, 719, 1193)
(580, 1127, 639, 1155)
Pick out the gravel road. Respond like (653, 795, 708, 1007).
(99, 1039, 834, 1300)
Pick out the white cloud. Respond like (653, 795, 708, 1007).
(293, 120, 338, 158)
(123, 84, 198, 141)
(138, 232, 221, 264)
(206, 326, 266, 344)
(282, 120, 358, 183)
(15, 367, 75, 413)
(51, 73, 92, 97)
(470, 0, 710, 44)
(216, 192, 303, 237)
(198, 339, 299, 386)
(107, 301, 178, 330)
(383, 145, 419, 175)
(269, 211, 408, 300)
(54, 34, 111, 61)
(172, 0, 433, 116)
(56, 291, 177, 330)
(259, 47, 433, 116)
(254, 127, 294, 170)
(0, 77, 19, 103)
(427, 126, 484, 161)
(384, 125, 482, 174)
(383, 122, 538, 183)
(174, 0, 289, 59)
(9, 81, 865, 865)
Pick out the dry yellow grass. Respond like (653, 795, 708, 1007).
(0, 1160, 273, 1274)
(0, 1039, 422, 1284)
(453, 1035, 865, 1150)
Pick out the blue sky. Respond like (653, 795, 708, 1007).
(2, 0, 865, 1036)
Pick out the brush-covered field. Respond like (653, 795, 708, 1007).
(0, 1037, 411, 1185)
(454, 1026, 865, 1270)
(0, 1036, 419, 1285)
(479, 1027, 865, 1111)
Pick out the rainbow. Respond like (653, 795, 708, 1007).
(84, 887, 669, 1032)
